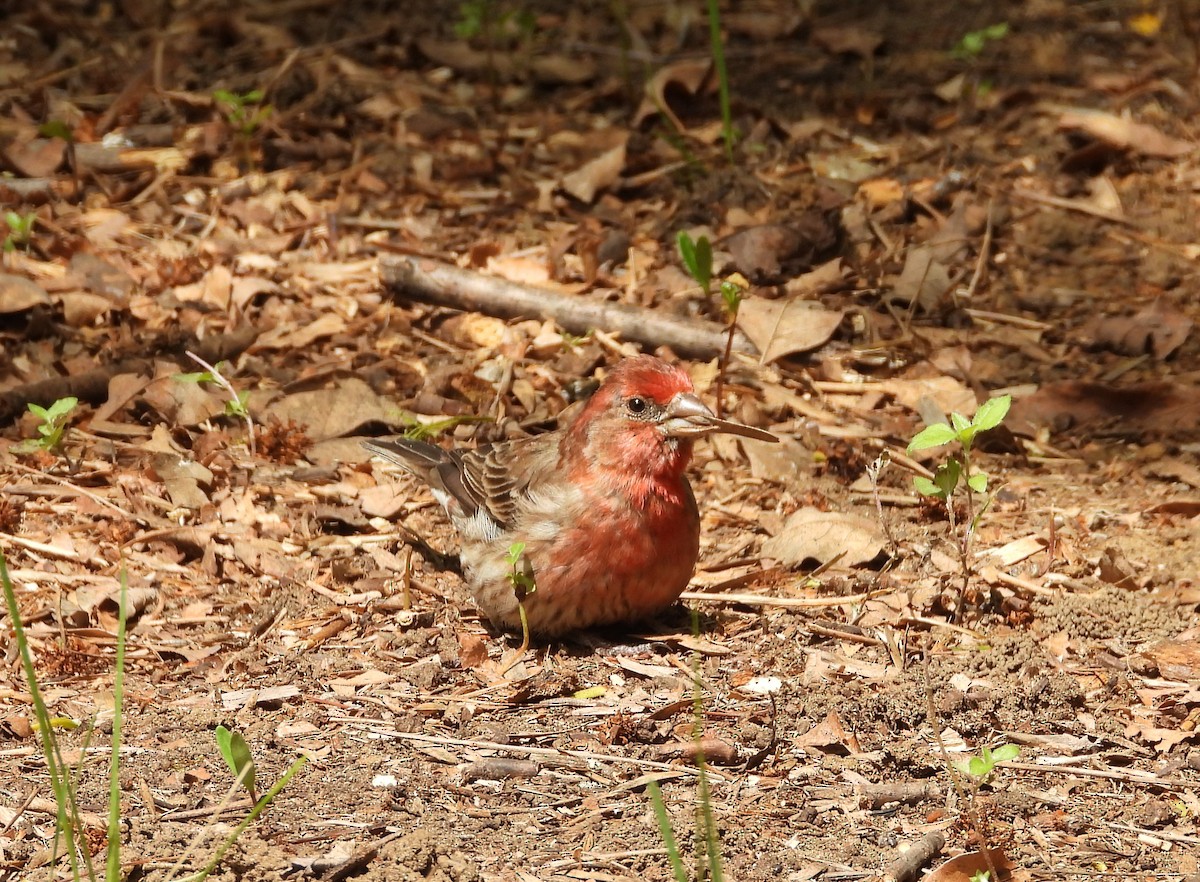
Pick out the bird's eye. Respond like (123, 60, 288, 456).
(626, 396, 648, 414)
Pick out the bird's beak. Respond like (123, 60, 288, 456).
(660, 393, 779, 443)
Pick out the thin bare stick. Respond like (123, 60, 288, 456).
(380, 255, 757, 361)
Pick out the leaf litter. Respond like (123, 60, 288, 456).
(1, 3, 1199, 882)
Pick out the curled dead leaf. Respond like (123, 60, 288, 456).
(762, 508, 886, 568)
(738, 296, 844, 363)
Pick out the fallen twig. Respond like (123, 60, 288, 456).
(0, 327, 257, 426)
(379, 255, 757, 361)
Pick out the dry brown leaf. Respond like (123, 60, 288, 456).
(1140, 639, 1200, 681)
(560, 139, 627, 203)
(724, 224, 802, 281)
(738, 296, 844, 363)
(2, 137, 66, 177)
(1089, 299, 1193, 359)
(262, 377, 398, 441)
(812, 25, 884, 58)
(149, 452, 214, 510)
(1058, 108, 1195, 158)
(762, 508, 886, 568)
(1010, 381, 1200, 437)
(880, 375, 977, 418)
(172, 265, 232, 310)
(0, 272, 51, 313)
(633, 58, 712, 131)
(457, 629, 489, 670)
(724, 9, 805, 39)
(923, 850, 1013, 882)
(141, 372, 225, 426)
(257, 313, 348, 350)
(1124, 717, 1197, 752)
(796, 711, 860, 753)
(858, 177, 905, 209)
(783, 258, 848, 297)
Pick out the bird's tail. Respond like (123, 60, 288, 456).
(361, 438, 449, 473)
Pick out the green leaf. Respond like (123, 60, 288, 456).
(677, 231, 698, 275)
(992, 743, 1019, 763)
(214, 725, 234, 766)
(506, 542, 526, 565)
(676, 231, 712, 292)
(907, 423, 957, 452)
(972, 394, 1011, 432)
(44, 397, 78, 422)
(933, 460, 961, 497)
(913, 476, 943, 498)
(967, 472, 988, 493)
(38, 120, 73, 141)
(967, 756, 989, 778)
(174, 370, 213, 385)
(26, 403, 49, 421)
(215, 725, 256, 795)
(949, 412, 971, 434)
(719, 280, 743, 315)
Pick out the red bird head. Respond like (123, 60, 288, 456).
(563, 355, 775, 484)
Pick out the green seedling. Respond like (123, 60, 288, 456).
(909, 396, 1010, 501)
(213, 89, 273, 138)
(507, 541, 536, 648)
(455, 0, 535, 42)
(908, 394, 1011, 613)
(401, 413, 488, 442)
(38, 120, 74, 141)
(677, 231, 713, 296)
(713, 279, 743, 419)
(952, 22, 1009, 59)
(4, 210, 36, 253)
(955, 742, 1019, 786)
(214, 725, 257, 801)
(175, 364, 246, 416)
(179, 353, 256, 455)
(970, 872, 991, 882)
(15, 396, 78, 455)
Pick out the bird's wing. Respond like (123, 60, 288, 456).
(454, 434, 561, 529)
(364, 435, 561, 531)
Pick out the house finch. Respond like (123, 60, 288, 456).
(364, 355, 777, 635)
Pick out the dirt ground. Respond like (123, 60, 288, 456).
(2, 1, 1199, 881)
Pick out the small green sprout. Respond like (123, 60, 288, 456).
(176, 363, 249, 418)
(677, 231, 713, 296)
(213, 88, 273, 137)
(401, 413, 488, 442)
(214, 724, 258, 800)
(970, 872, 991, 882)
(952, 23, 1009, 59)
(4, 210, 36, 253)
(955, 743, 1019, 786)
(909, 396, 1011, 501)
(506, 541, 537, 660)
(15, 396, 78, 455)
(455, 0, 534, 43)
(907, 394, 1011, 614)
(37, 120, 74, 141)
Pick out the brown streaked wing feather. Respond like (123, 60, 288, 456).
(362, 438, 448, 472)
(454, 433, 562, 529)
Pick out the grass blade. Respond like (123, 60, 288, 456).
(647, 781, 688, 882)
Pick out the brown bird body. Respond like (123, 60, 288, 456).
(365, 356, 776, 635)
